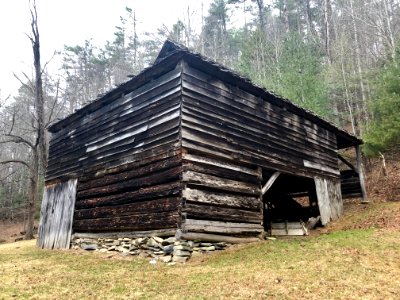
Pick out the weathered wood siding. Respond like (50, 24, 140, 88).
(315, 177, 343, 225)
(179, 61, 341, 235)
(46, 66, 183, 181)
(180, 62, 339, 179)
(37, 179, 77, 249)
(46, 65, 184, 233)
(181, 154, 263, 235)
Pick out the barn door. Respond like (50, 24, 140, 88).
(37, 179, 77, 249)
(314, 177, 343, 226)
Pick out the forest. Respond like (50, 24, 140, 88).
(0, 0, 399, 236)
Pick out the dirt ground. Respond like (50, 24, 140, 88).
(0, 220, 38, 243)
(366, 151, 400, 202)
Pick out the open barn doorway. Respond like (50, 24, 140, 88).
(262, 171, 320, 235)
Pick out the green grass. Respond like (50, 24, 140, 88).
(1, 203, 400, 299)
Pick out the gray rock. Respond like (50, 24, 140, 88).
(81, 244, 97, 251)
(214, 243, 226, 250)
(174, 245, 192, 251)
(136, 237, 148, 245)
(200, 243, 213, 247)
(163, 245, 174, 254)
(173, 250, 191, 257)
(152, 236, 164, 243)
(162, 237, 176, 245)
(147, 238, 161, 249)
(174, 241, 189, 246)
(199, 246, 215, 251)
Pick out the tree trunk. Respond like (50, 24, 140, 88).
(25, 150, 39, 240)
(349, 0, 368, 125)
(255, 0, 266, 32)
(31, 0, 47, 173)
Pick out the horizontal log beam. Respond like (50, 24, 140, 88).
(78, 156, 181, 192)
(183, 203, 262, 223)
(72, 228, 177, 239)
(183, 219, 263, 235)
(75, 181, 182, 209)
(180, 232, 261, 244)
(77, 165, 182, 198)
(182, 188, 261, 210)
(74, 197, 181, 220)
(73, 211, 180, 232)
(182, 171, 260, 195)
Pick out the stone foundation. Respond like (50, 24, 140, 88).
(71, 236, 229, 263)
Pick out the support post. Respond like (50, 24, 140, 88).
(257, 167, 263, 229)
(356, 145, 368, 203)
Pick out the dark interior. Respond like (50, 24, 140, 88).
(262, 172, 319, 230)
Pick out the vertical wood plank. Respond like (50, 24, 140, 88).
(356, 145, 368, 203)
(314, 177, 331, 226)
(37, 179, 77, 249)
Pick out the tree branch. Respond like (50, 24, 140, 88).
(45, 79, 60, 127)
(41, 51, 57, 77)
(13, 73, 34, 94)
(0, 160, 32, 172)
(0, 134, 35, 150)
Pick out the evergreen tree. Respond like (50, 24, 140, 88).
(364, 52, 400, 155)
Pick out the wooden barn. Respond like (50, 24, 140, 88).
(38, 40, 366, 249)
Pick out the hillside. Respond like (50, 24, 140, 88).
(1, 201, 399, 299)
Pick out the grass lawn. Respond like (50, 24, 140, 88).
(0, 202, 399, 299)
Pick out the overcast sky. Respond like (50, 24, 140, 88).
(0, 0, 215, 99)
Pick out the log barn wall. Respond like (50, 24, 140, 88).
(45, 60, 186, 234)
(179, 59, 345, 236)
(180, 60, 340, 179)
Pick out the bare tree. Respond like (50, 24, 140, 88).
(0, 0, 46, 239)
(29, 0, 47, 172)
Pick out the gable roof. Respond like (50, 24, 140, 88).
(49, 40, 362, 149)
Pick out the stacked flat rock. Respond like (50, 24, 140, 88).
(71, 236, 229, 263)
